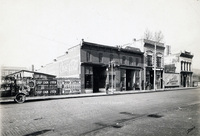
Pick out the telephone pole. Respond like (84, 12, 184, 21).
(154, 43, 157, 91)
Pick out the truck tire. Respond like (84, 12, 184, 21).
(14, 93, 26, 103)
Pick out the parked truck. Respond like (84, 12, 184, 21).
(0, 77, 30, 103)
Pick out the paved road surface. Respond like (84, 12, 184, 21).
(0, 88, 200, 136)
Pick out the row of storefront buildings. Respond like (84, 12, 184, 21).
(33, 39, 194, 94)
(1, 39, 195, 96)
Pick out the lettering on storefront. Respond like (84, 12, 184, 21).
(36, 80, 57, 85)
(43, 81, 49, 85)
(36, 80, 43, 85)
(50, 80, 57, 85)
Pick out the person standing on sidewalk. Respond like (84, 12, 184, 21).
(61, 82, 65, 95)
(120, 81, 123, 91)
(105, 83, 109, 94)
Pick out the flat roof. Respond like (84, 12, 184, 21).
(82, 41, 144, 55)
(6, 70, 56, 77)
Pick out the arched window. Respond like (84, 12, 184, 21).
(122, 56, 126, 64)
(147, 55, 152, 66)
(99, 53, 103, 63)
(129, 57, 133, 65)
(156, 57, 161, 67)
(86, 51, 91, 62)
(110, 54, 114, 62)
(136, 58, 139, 66)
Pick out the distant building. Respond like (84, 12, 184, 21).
(0, 66, 28, 84)
(165, 51, 194, 87)
(6, 70, 56, 80)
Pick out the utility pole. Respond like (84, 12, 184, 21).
(154, 43, 157, 91)
(111, 61, 115, 94)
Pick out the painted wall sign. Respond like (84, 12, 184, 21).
(164, 73, 180, 87)
(59, 56, 79, 77)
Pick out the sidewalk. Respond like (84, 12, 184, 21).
(0, 87, 198, 104)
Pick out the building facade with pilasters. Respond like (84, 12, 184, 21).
(133, 39, 165, 90)
(143, 40, 165, 90)
(165, 51, 194, 87)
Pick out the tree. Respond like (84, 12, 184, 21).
(144, 29, 164, 42)
(144, 29, 153, 40)
(154, 30, 164, 42)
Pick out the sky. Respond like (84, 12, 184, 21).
(0, 0, 200, 70)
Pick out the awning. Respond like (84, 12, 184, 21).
(120, 65, 143, 70)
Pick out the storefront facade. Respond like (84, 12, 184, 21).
(143, 40, 165, 90)
(80, 41, 144, 93)
(180, 52, 193, 87)
(164, 51, 193, 87)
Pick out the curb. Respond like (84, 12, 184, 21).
(0, 87, 198, 104)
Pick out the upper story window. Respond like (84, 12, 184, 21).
(110, 54, 114, 62)
(122, 56, 126, 65)
(184, 62, 186, 71)
(99, 53, 103, 63)
(181, 61, 183, 71)
(136, 58, 139, 66)
(189, 63, 191, 71)
(157, 57, 161, 67)
(129, 57, 133, 65)
(147, 55, 152, 66)
(86, 51, 91, 62)
(186, 63, 188, 71)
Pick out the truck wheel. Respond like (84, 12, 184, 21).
(14, 94, 26, 103)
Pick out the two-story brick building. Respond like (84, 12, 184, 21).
(81, 41, 144, 93)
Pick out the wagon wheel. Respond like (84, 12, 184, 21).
(14, 94, 26, 103)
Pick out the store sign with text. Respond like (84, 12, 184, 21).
(36, 80, 57, 85)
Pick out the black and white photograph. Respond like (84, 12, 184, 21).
(0, 0, 200, 135)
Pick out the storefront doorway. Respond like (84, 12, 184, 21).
(146, 70, 154, 90)
(126, 70, 134, 90)
(93, 66, 106, 93)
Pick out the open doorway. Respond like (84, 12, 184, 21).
(126, 69, 133, 90)
(93, 66, 106, 93)
(150, 71, 154, 89)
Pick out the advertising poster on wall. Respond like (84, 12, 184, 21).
(164, 73, 180, 87)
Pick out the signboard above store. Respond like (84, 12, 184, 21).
(36, 80, 57, 85)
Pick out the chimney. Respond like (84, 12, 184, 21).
(166, 45, 171, 55)
(32, 65, 34, 71)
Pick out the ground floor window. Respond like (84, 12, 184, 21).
(85, 74, 92, 88)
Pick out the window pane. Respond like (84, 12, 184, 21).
(86, 52, 91, 62)
(122, 56, 126, 64)
(136, 58, 139, 66)
(157, 57, 161, 67)
(110, 54, 113, 62)
(129, 57, 133, 65)
(99, 53, 103, 63)
(147, 55, 152, 66)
